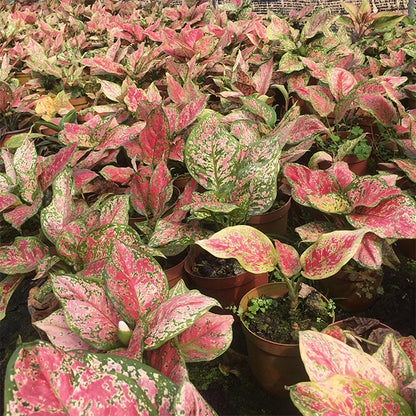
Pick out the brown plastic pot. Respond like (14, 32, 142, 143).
(316, 268, 383, 313)
(247, 197, 291, 236)
(184, 246, 269, 308)
(239, 282, 334, 397)
(342, 153, 369, 176)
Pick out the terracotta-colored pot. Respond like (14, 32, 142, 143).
(247, 197, 291, 236)
(342, 153, 368, 176)
(1, 127, 31, 147)
(70, 96, 89, 112)
(163, 251, 189, 289)
(14, 71, 31, 86)
(239, 282, 334, 397)
(184, 246, 269, 308)
(317, 268, 383, 313)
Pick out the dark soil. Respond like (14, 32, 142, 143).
(191, 251, 245, 278)
(244, 291, 333, 344)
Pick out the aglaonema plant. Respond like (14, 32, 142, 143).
(32, 240, 233, 413)
(4, 339, 219, 415)
(284, 161, 416, 270)
(289, 330, 416, 415)
(195, 225, 370, 321)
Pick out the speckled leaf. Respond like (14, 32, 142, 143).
(38, 143, 77, 191)
(4, 192, 42, 230)
(346, 176, 403, 209)
(78, 223, 142, 266)
(253, 59, 274, 96)
(392, 159, 416, 183)
(185, 192, 240, 215)
(146, 338, 188, 386)
(300, 229, 367, 279)
(34, 255, 61, 280)
(177, 311, 233, 362)
(327, 67, 357, 101)
(0, 274, 25, 321)
(197, 225, 278, 273)
(144, 291, 219, 350)
(185, 114, 239, 193)
(290, 374, 412, 416)
(351, 232, 384, 269)
(398, 337, 416, 373)
(347, 195, 416, 239)
(373, 334, 416, 407)
(4, 340, 158, 415)
(241, 96, 276, 127)
(299, 331, 398, 391)
(130, 170, 150, 217)
(41, 168, 75, 244)
(283, 163, 342, 208)
(149, 160, 173, 217)
(100, 79, 122, 102)
(81, 56, 125, 76)
(103, 240, 168, 326)
(13, 137, 39, 204)
(99, 194, 130, 226)
(34, 309, 95, 351)
(176, 96, 207, 132)
(99, 165, 134, 184)
(174, 381, 217, 416)
(294, 86, 333, 117)
(279, 52, 304, 73)
(230, 120, 261, 147)
(55, 219, 87, 267)
(321, 325, 347, 343)
(295, 222, 337, 242)
(52, 273, 121, 350)
(301, 8, 334, 40)
(139, 106, 171, 165)
(0, 237, 49, 274)
(358, 93, 398, 126)
(307, 193, 351, 214)
(273, 239, 301, 278)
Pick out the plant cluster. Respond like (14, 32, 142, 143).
(1, 0, 416, 413)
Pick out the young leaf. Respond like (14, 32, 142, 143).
(274, 239, 301, 278)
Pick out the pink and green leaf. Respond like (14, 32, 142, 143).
(174, 381, 217, 416)
(290, 374, 412, 416)
(103, 241, 168, 325)
(299, 331, 398, 391)
(197, 225, 278, 273)
(300, 229, 367, 279)
(326, 67, 357, 101)
(240, 96, 276, 127)
(0, 274, 25, 321)
(357, 93, 398, 126)
(3, 193, 43, 230)
(0, 237, 49, 274)
(51, 273, 121, 350)
(273, 239, 301, 278)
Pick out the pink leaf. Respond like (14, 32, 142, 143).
(0, 274, 25, 320)
(273, 239, 301, 277)
(327, 67, 357, 101)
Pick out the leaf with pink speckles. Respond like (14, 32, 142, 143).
(373, 334, 416, 408)
(398, 337, 416, 373)
(144, 291, 219, 350)
(13, 137, 39, 204)
(51, 273, 121, 350)
(358, 93, 398, 127)
(0, 274, 25, 321)
(3, 192, 43, 230)
(273, 239, 301, 278)
(149, 160, 172, 217)
(347, 195, 416, 239)
(0, 237, 49, 274)
(98, 194, 130, 226)
(392, 159, 416, 183)
(241, 96, 276, 127)
(177, 311, 233, 362)
(4, 340, 169, 415)
(174, 380, 217, 416)
(299, 331, 398, 391)
(327, 67, 357, 101)
(103, 240, 168, 326)
(99, 165, 134, 184)
(197, 225, 278, 273)
(300, 229, 367, 279)
(40, 168, 75, 244)
(185, 114, 239, 193)
(176, 96, 207, 132)
(290, 374, 412, 416)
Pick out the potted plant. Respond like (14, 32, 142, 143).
(284, 160, 416, 311)
(195, 224, 384, 395)
(289, 329, 416, 415)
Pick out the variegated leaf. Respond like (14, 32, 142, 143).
(174, 381, 217, 416)
(99, 165, 134, 184)
(99, 194, 130, 226)
(392, 159, 416, 183)
(149, 160, 172, 217)
(34, 309, 95, 351)
(184, 114, 239, 193)
(52, 273, 121, 350)
(357, 93, 398, 127)
(351, 232, 385, 269)
(13, 137, 39, 204)
(197, 225, 278, 273)
(0, 237, 49, 274)
(103, 240, 168, 326)
(130, 170, 151, 217)
(55, 219, 87, 267)
(327, 67, 357, 101)
(144, 291, 219, 350)
(240, 96, 276, 128)
(77, 224, 142, 266)
(177, 311, 233, 362)
(299, 331, 398, 391)
(373, 334, 416, 407)
(41, 168, 75, 244)
(0, 274, 25, 321)
(176, 96, 207, 132)
(273, 239, 301, 278)
(4, 192, 43, 230)
(398, 337, 416, 373)
(295, 221, 337, 242)
(290, 374, 412, 416)
(300, 229, 367, 279)
(347, 195, 416, 239)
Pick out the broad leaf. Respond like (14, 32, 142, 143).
(197, 225, 278, 273)
(273, 239, 301, 278)
(0, 274, 25, 321)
